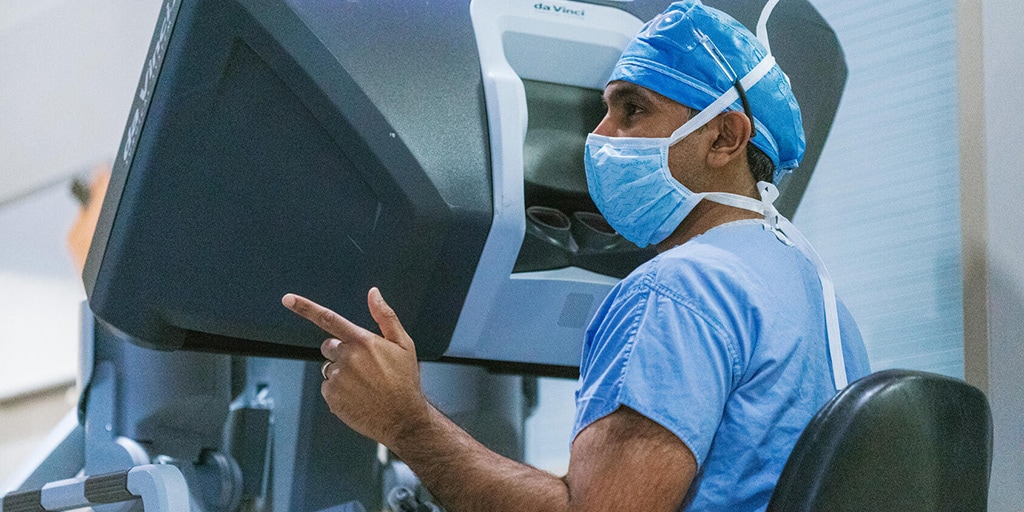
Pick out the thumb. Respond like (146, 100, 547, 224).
(368, 287, 414, 350)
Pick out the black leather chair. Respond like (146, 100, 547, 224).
(767, 369, 993, 512)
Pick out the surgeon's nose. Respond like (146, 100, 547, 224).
(592, 113, 616, 137)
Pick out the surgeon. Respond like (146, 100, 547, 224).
(284, 0, 870, 510)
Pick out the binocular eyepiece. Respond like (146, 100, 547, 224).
(514, 206, 656, 278)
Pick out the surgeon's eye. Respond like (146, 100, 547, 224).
(623, 102, 641, 115)
(614, 101, 647, 126)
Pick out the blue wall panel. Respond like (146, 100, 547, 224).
(796, 0, 963, 377)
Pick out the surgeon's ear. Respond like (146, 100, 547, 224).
(706, 111, 751, 168)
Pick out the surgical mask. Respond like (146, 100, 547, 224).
(584, 52, 776, 248)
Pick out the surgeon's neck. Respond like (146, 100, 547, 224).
(655, 200, 762, 253)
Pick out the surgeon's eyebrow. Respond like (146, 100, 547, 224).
(602, 82, 654, 108)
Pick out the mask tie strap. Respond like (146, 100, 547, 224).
(701, 183, 848, 391)
(757, 0, 781, 54)
(756, 182, 848, 391)
(755, 181, 781, 231)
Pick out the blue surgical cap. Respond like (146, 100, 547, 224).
(610, 0, 805, 181)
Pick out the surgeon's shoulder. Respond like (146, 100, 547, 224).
(605, 251, 665, 304)
(608, 246, 722, 307)
(609, 223, 769, 305)
(643, 237, 778, 320)
(656, 237, 752, 283)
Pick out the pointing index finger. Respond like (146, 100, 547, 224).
(282, 293, 362, 341)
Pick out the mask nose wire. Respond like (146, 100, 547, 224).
(664, 55, 776, 145)
(664, 0, 781, 147)
(734, 79, 755, 138)
(696, 29, 757, 139)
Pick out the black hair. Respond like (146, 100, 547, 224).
(747, 143, 775, 184)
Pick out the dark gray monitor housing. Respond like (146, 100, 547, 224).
(84, 0, 846, 375)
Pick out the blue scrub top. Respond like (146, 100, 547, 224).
(573, 219, 870, 511)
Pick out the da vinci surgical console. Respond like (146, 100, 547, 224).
(2, 1, 846, 510)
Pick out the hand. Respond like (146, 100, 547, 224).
(282, 288, 430, 447)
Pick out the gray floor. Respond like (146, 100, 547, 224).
(0, 384, 76, 486)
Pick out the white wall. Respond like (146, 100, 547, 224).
(797, 0, 964, 378)
(0, 183, 83, 400)
(0, 0, 161, 399)
(959, 0, 1024, 509)
(0, 0, 161, 205)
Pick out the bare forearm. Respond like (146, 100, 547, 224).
(285, 292, 694, 510)
(391, 404, 570, 512)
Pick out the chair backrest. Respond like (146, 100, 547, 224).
(767, 369, 993, 512)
